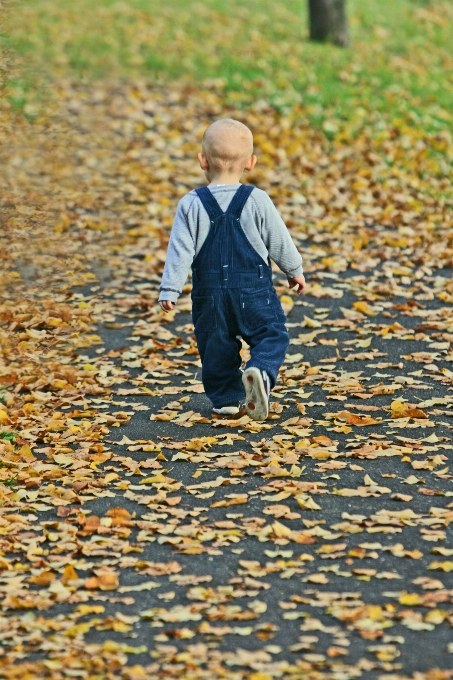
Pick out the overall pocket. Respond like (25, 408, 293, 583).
(192, 296, 217, 334)
(240, 289, 277, 331)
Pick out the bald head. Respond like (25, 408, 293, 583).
(202, 119, 253, 171)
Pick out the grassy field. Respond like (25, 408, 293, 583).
(4, 0, 453, 126)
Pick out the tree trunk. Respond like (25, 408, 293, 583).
(308, 0, 350, 47)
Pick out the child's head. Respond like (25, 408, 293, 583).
(199, 118, 256, 182)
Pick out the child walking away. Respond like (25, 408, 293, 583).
(159, 119, 306, 420)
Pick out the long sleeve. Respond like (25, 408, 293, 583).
(252, 191, 303, 278)
(158, 200, 195, 303)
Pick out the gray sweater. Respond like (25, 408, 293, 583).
(158, 183, 303, 303)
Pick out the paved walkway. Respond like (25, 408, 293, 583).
(0, 82, 452, 679)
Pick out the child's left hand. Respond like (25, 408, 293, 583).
(159, 300, 175, 312)
(287, 274, 306, 294)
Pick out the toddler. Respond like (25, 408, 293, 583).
(159, 119, 305, 420)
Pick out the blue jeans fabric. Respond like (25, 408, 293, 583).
(191, 185, 289, 409)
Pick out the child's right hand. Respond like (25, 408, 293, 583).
(287, 274, 306, 294)
(159, 300, 175, 312)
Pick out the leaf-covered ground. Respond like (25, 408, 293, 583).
(0, 79, 453, 679)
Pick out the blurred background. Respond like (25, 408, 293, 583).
(4, 0, 453, 129)
(1, 0, 451, 283)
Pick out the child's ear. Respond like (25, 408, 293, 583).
(198, 153, 209, 170)
(244, 154, 257, 174)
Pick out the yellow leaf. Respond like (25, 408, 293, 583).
(428, 561, 453, 572)
(391, 399, 428, 420)
(296, 496, 321, 511)
(248, 600, 267, 613)
(185, 439, 205, 451)
(62, 564, 78, 584)
(85, 573, 119, 590)
(280, 295, 294, 315)
(304, 315, 322, 328)
(353, 301, 377, 316)
(306, 573, 329, 584)
(425, 609, 447, 624)
(104, 473, 119, 483)
(391, 399, 406, 415)
(272, 521, 294, 538)
(399, 592, 424, 606)
(76, 604, 105, 615)
(367, 605, 385, 621)
(47, 420, 66, 432)
(434, 466, 449, 475)
(423, 433, 439, 443)
(289, 464, 303, 477)
(30, 570, 55, 586)
(356, 336, 372, 348)
(53, 454, 74, 466)
(106, 508, 133, 526)
(139, 473, 166, 484)
(403, 475, 421, 485)
(298, 331, 321, 344)
(286, 352, 303, 363)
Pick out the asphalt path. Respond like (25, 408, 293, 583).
(50, 264, 453, 679)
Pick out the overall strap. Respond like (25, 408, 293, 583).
(226, 184, 255, 220)
(195, 187, 224, 222)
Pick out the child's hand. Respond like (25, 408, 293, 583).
(287, 274, 306, 294)
(159, 300, 175, 312)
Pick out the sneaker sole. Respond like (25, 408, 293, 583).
(242, 367, 269, 421)
(212, 408, 246, 420)
(212, 406, 241, 416)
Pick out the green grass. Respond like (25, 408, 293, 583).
(0, 431, 16, 443)
(2, 474, 18, 488)
(4, 0, 453, 123)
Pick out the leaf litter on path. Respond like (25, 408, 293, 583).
(0, 81, 453, 678)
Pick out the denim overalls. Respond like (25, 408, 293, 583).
(191, 184, 289, 409)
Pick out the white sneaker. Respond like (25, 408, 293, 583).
(212, 404, 241, 416)
(242, 367, 270, 421)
